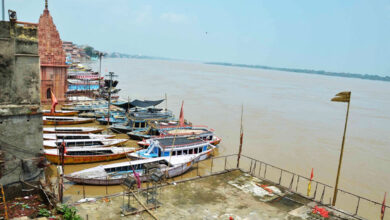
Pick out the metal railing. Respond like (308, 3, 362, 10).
(236, 155, 389, 220)
(66, 154, 388, 220)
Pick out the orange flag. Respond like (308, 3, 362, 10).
(179, 101, 184, 127)
(50, 90, 58, 113)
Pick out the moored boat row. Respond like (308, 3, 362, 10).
(42, 76, 222, 186)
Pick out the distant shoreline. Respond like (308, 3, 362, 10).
(205, 62, 390, 82)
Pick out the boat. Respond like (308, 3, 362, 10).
(44, 147, 137, 164)
(128, 126, 221, 144)
(97, 115, 128, 125)
(110, 109, 174, 133)
(43, 133, 115, 140)
(43, 139, 128, 148)
(137, 135, 221, 148)
(43, 116, 94, 125)
(129, 136, 215, 162)
(43, 127, 103, 134)
(64, 155, 198, 185)
(42, 110, 78, 116)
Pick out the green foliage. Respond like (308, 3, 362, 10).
(84, 46, 95, 57)
(57, 204, 83, 220)
(38, 208, 51, 217)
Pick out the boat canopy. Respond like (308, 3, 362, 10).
(114, 99, 165, 111)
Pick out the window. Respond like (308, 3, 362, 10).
(172, 151, 176, 156)
(199, 147, 203, 153)
(194, 148, 198, 154)
(189, 149, 193, 154)
(177, 150, 182, 155)
(47, 88, 52, 99)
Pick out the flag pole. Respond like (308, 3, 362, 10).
(236, 104, 243, 168)
(332, 92, 351, 206)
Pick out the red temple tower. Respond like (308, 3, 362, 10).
(38, 0, 67, 104)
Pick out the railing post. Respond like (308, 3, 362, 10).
(258, 162, 262, 177)
(354, 197, 360, 216)
(252, 161, 257, 176)
(313, 182, 318, 199)
(106, 176, 108, 195)
(210, 157, 214, 173)
(264, 164, 267, 178)
(278, 170, 282, 185)
(289, 174, 294, 190)
(249, 159, 253, 173)
(224, 156, 227, 170)
(295, 176, 299, 192)
(83, 182, 86, 199)
(320, 186, 325, 203)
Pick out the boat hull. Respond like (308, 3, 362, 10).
(43, 118, 94, 125)
(43, 128, 103, 134)
(43, 139, 128, 149)
(43, 111, 78, 116)
(64, 159, 193, 185)
(45, 151, 133, 164)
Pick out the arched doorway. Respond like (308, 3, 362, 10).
(46, 88, 52, 99)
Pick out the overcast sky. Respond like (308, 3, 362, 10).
(4, 0, 390, 76)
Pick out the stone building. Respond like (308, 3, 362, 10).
(0, 18, 43, 193)
(38, 1, 68, 104)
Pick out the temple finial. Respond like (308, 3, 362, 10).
(45, 0, 48, 9)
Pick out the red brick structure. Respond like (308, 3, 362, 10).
(38, 0, 67, 103)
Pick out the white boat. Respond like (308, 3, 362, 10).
(43, 116, 94, 125)
(42, 110, 78, 116)
(43, 139, 128, 148)
(44, 147, 137, 164)
(43, 127, 104, 134)
(64, 155, 198, 185)
(43, 133, 115, 140)
(129, 136, 215, 162)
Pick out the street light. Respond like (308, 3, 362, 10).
(331, 91, 351, 206)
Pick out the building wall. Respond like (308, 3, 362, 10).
(38, 7, 68, 104)
(41, 66, 67, 103)
(0, 21, 43, 189)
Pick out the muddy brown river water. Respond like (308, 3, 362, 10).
(52, 58, 389, 218)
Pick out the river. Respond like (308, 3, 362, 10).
(61, 58, 389, 216)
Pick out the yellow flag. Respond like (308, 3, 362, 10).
(307, 168, 314, 196)
(307, 181, 312, 196)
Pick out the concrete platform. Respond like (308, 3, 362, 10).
(74, 170, 354, 219)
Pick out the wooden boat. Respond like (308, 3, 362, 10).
(129, 137, 215, 162)
(43, 116, 94, 125)
(97, 115, 128, 125)
(44, 147, 137, 164)
(64, 155, 198, 185)
(109, 109, 174, 133)
(43, 133, 115, 140)
(128, 126, 221, 146)
(42, 110, 78, 116)
(43, 127, 103, 134)
(43, 139, 128, 148)
(138, 135, 221, 147)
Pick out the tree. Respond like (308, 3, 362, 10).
(84, 46, 94, 57)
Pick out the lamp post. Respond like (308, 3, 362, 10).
(2, 0, 5, 21)
(331, 91, 351, 206)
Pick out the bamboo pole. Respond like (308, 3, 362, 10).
(1, 184, 8, 220)
(130, 190, 159, 220)
(332, 96, 351, 206)
(236, 104, 244, 168)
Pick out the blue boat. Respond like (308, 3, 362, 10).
(110, 108, 174, 133)
(128, 136, 215, 162)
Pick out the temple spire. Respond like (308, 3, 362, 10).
(45, 0, 48, 9)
